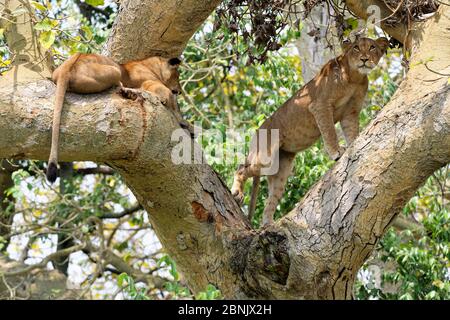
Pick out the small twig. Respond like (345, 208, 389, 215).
(99, 203, 142, 219)
(2, 244, 85, 277)
(181, 90, 212, 128)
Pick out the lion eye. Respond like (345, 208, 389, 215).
(370, 45, 376, 51)
(353, 46, 360, 52)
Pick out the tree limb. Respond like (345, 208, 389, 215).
(0, 254, 83, 299)
(105, 0, 223, 62)
(344, 0, 412, 44)
(82, 242, 167, 289)
(99, 203, 142, 219)
(391, 214, 424, 237)
(1, 244, 85, 277)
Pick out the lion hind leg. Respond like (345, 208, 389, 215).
(261, 151, 295, 226)
(231, 162, 260, 205)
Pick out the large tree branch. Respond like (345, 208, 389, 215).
(344, 0, 425, 45)
(0, 79, 253, 295)
(105, 0, 223, 62)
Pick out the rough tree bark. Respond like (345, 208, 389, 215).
(0, 0, 52, 80)
(0, 1, 449, 299)
(105, 0, 223, 62)
(294, 3, 336, 82)
(344, 0, 409, 44)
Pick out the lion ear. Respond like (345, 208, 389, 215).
(168, 57, 182, 67)
(341, 39, 352, 52)
(376, 37, 390, 53)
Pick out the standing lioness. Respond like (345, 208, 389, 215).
(231, 37, 389, 226)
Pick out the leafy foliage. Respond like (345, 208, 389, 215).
(216, 0, 290, 64)
(356, 168, 450, 300)
(117, 273, 150, 300)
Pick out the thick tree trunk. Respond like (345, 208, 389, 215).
(0, 0, 52, 80)
(344, 0, 409, 44)
(294, 3, 336, 83)
(105, 0, 223, 62)
(0, 1, 448, 299)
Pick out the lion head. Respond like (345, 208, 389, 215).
(161, 57, 182, 95)
(343, 37, 390, 75)
(140, 56, 182, 95)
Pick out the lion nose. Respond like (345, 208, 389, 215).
(172, 89, 180, 95)
(361, 58, 369, 64)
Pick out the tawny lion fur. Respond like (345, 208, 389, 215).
(47, 54, 182, 182)
(231, 37, 390, 226)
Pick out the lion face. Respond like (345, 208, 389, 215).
(344, 37, 389, 75)
(160, 57, 182, 95)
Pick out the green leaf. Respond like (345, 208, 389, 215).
(0, 236, 6, 251)
(114, 241, 128, 252)
(34, 19, 55, 32)
(157, 255, 179, 281)
(195, 284, 222, 300)
(31, 1, 47, 12)
(85, 0, 105, 6)
(12, 169, 30, 184)
(345, 18, 359, 30)
(371, 105, 381, 111)
(81, 26, 93, 41)
(39, 30, 56, 49)
(117, 273, 128, 287)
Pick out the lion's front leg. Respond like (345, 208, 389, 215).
(309, 103, 345, 161)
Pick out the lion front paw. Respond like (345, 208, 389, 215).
(231, 188, 244, 205)
(118, 87, 144, 103)
(157, 95, 169, 106)
(329, 146, 346, 161)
